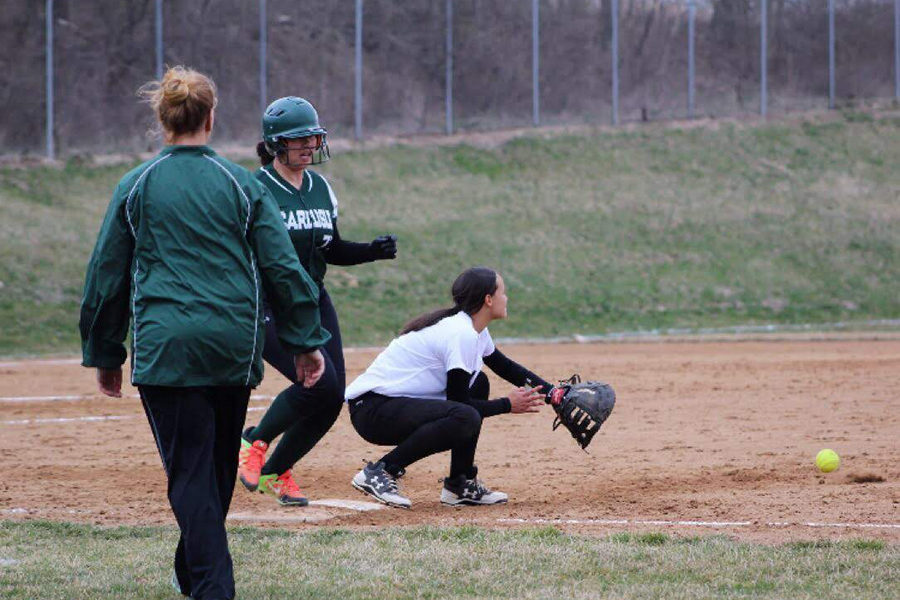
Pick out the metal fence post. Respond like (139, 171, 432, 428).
(895, 0, 900, 100)
(760, 0, 767, 116)
(612, 0, 619, 125)
(260, 0, 267, 116)
(46, 0, 54, 160)
(828, 0, 835, 109)
(155, 0, 163, 79)
(688, 0, 695, 119)
(446, 0, 453, 135)
(355, 0, 363, 140)
(532, 0, 540, 126)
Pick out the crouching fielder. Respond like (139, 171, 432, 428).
(345, 267, 551, 508)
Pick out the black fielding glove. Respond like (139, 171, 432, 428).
(546, 374, 616, 451)
(369, 234, 398, 260)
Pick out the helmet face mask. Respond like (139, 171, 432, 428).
(262, 96, 330, 166)
(266, 134, 330, 167)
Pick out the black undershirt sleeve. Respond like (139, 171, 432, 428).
(321, 221, 375, 266)
(446, 369, 511, 418)
(483, 348, 552, 392)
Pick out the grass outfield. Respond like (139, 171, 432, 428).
(2, 111, 900, 355)
(0, 521, 896, 599)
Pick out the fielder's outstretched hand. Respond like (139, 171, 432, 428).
(97, 367, 122, 398)
(508, 385, 544, 413)
(295, 349, 325, 388)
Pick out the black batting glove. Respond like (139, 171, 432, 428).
(369, 234, 398, 260)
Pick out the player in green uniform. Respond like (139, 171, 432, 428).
(80, 68, 329, 600)
(237, 96, 398, 505)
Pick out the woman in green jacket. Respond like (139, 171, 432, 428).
(79, 66, 329, 600)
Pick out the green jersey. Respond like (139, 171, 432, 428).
(80, 145, 330, 387)
(255, 165, 338, 285)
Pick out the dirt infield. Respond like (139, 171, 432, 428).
(1, 340, 898, 543)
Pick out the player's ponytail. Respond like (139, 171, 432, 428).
(400, 267, 499, 334)
(400, 306, 459, 335)
(139, 66, 217, 142)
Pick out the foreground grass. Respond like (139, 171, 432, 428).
(0, 521, 897, 599)
(2, 111, 900, 354)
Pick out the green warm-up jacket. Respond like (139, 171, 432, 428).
(79, 145, 331, 387)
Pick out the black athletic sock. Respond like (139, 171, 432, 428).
(382, 462, 404, 478)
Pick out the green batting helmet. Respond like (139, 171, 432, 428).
(262, 96, 330, 164)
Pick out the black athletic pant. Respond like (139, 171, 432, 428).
(139, 385, 250, 600)
(348, 372, 491, 479)
(248, 285, 344, 476)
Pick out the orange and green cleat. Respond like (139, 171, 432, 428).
(238, 430, 268, 492)
(258, 470, 309, 506)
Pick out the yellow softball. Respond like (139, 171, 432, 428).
(815, 449, 840, 473)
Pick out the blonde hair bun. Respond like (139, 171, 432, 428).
(139, 66, 217, 138)
(162, 75, 191, 104)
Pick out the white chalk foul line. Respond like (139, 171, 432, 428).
(803, 522, 900, 529)
(1, 415, 134, 426)
(1, 500, 382, 519)
(0, 394, 146, 403)
(0, 352, 388, 367)
(0, 395, 86, 403)
(497, 517, 900, 530)
(0, 394, 273, 404)
(0, 403, 271, 425)
(0, 358, 81, 368)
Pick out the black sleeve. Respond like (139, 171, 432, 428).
(446, 368, 511, 418)
(483, 348, 552, 391)
(321, 221, 375, 266)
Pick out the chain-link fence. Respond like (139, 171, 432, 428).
(2, 0, 898, 159)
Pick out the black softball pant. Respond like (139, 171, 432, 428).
(248, 285, 344, 475)
(139, 384, 249, 600)
(348, 372, 490, 479)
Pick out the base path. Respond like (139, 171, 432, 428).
(1, 340, 898, 543)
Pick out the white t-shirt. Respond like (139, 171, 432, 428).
(345, 311, 496, 401)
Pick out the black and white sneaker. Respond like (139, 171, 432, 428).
(352, 461, 411, 509)
(441, 473, 508, 506)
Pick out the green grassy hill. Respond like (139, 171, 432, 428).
(2, 111, 899, 356)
